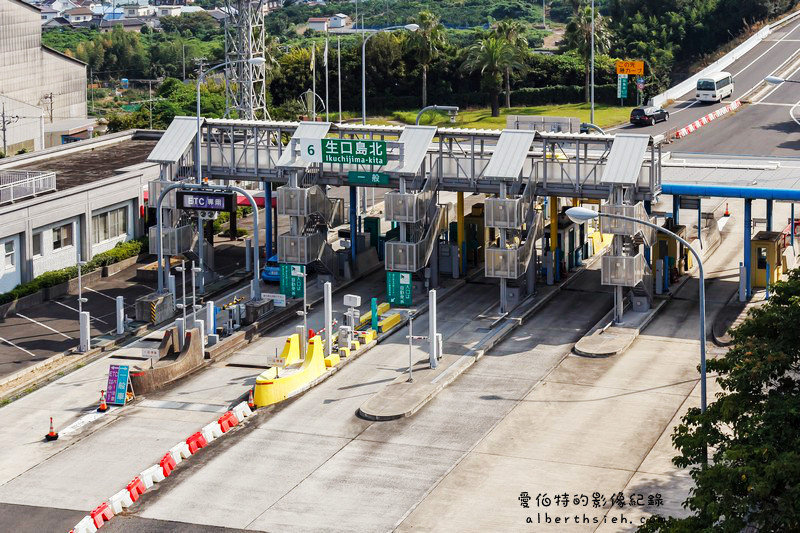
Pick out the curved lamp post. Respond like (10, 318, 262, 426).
(194, 57, 266, 292)
(565, 206, 707, 417)
(361, 24, 419, 125)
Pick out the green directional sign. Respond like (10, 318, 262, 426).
(348, 171, 390, 186)
(387, 271, 413, 307)
(617, 74, 629, 99)
(279, 264, 305, 298)
(322, 139, 388, 165)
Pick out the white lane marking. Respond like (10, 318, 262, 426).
(15, 313, 73, 339)
(733, 20, 800, 78)
(751, 101, 800, 107)
(53, 300, 109, 324)
(0, 336, 36, 357)
(85, 287, 117, 301)
(790, 99, 800, 127)
(763, 39, 800, 42)
(668, 99, 699, 116)
(59, 411, 108, 438)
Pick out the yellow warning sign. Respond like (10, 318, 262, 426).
(616, 61, 644, 75)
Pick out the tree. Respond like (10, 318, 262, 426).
(462, 36, 520, 117)
(406, 10, 447, 107)
(493, 20, 528, 108)
(640, 268, 800, 532)
(563, 3, 611, 102)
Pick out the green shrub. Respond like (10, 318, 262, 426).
(0, 237, 148, 305)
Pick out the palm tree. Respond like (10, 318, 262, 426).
(494, 20, 529, 109)
(462, 36, 521, 117)
(563, 4, 611, 102)
(407, 10, 447, 108)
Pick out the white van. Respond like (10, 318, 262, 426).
(696, 72, 734, 102)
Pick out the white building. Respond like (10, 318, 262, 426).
(157, 4, 180, 16)
(329, 13, 348, 28)
(121, 3, 149, 17)
(39, 5, 58, 22)
(0, 130, 159, 293)
(64, 5, 91, 22)
(0, 0, 91, 153)
(306, 16, 327, 32)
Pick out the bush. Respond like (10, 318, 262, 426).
(0, 237, 148, 305)
(509, 84, 636, 107)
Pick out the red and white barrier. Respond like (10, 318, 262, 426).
(674, 100, 741, 139)
(69, 399, 257, 532)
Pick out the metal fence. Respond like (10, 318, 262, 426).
(0, 170, 57, 204)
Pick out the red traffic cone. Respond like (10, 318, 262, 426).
(45, 417, 59, 441)
(97, 390, 108, 413)
(247, 389, 256, 410)
(724, 203, 730, 217)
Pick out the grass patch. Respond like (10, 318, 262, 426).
(389, 103, 633, 130)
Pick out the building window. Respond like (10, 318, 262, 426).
(4, 241, 14, 269)
(32, 233, 42, 257)
(93, 206, 128, 244)
(53, 224, 73, 250)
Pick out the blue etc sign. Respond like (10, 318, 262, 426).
(176, 191, 235, 212)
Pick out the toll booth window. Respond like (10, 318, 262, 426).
(757, 247, 767, 269)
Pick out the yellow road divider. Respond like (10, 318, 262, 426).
(254, 336, 326, 407)
(359, 302, 391, 326)
(378, 313, 403, 332)
(269, 334, 301, 368)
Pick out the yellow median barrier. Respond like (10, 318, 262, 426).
(324, 351, 340, 368)
(254, 336, 327, 407)
(358, 302, 391, 326)
(270, 333, 301, 368)
(338, 347, 350, 358)
(378, 313, 403, 333)
(357, 329, 377, 344)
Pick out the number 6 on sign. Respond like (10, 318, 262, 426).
(299, 139, 322, 163)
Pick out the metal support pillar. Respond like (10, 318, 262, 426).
(428, 289, 437, 369)
(245, 238, 252, 272)
(697, 200, 702, 249)
(265, 182, 272, 258)
(457, 192, 465, 274)
(744, 198, 752, 299)
(349, 186, 358, 264)
(549, 196, 558, 281)
(323, 282, 332, 358)
(672, 195, 680, 224)
(79, 311, 90, 353)
(766, 199, 773, 231)
(791, 203, 795, 248)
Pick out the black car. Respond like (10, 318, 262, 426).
(630, 106, 669, 126)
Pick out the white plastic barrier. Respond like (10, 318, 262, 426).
(140, 464, 166, 489)
(73, 515, 98, 533)
(108, 489, 134, 513)
(233, 401, 253, 420)
(201, 422, 223, 443)
(169, 441, 191, 464)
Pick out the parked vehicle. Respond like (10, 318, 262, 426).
(630, 106, 669, 126)
(261, 254, 280, 282)
(696, 71, 734, 102)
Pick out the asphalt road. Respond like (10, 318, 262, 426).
(609, 15, 800, 138)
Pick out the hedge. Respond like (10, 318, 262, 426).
(0, 237, 149, 305)
(509, 84, 638, 107)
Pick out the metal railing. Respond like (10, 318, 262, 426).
(385, 206, 447, 272)
(601, 252, 646, 287)
(0, 170, 56, 204)
(485, 210, 543, 279)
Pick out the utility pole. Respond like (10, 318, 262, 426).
(182, 42, 186, 82)
(42, 93, 54, 123)
(1, 104, 20, 157)
(148, 80, 153, 129)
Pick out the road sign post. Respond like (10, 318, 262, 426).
(387, 271, 412, 306)
(617, 74, 629, 105)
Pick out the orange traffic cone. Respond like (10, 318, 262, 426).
(247, 389, 256, 410)
(45, 417, 58, 441)
(724, 203, 730, 217)
(97, 390, 108, 413)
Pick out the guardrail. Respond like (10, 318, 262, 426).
(0, 170, 56, 204)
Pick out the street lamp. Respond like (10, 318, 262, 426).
(565, 206, 707, 416)
(195, 57, 266, 292)
(415, 105, 459, 125)
(361, 24, 419, 125)
(765, 75, 800, 85)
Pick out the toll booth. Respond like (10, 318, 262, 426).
(464, 203, 486, 267)
(750, 231, 783, 289)
(543, 213, 589, 273)
(652, 220, 690, 282)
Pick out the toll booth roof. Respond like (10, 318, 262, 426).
(752, 231, 783, 242)
(482, 130, 537, 180)
(384, 126, 437, 175)
(148, 116, 199, 164)
(600, 134, 650, 185)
